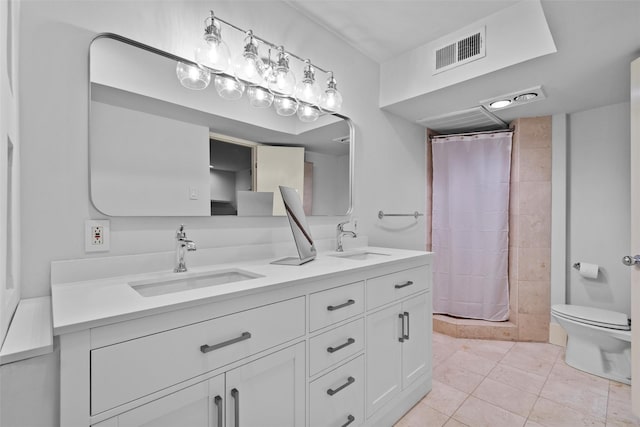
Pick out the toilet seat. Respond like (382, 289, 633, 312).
(552, 304, 630, 331)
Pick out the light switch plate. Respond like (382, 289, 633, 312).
(85, 219, 110, 252)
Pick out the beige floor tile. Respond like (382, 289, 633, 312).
(524, 421, 545, 427)
(472, 377, 537, 417)
(458, 338, 514, 362)
(550, 358, 610, 393)
(540, 375, 608, 419)
(607, 382, 640, 426)
(452, 395, 526, 427)
(488, 363, 547, 395)
(433, 362, 485, 393)
(422, 380, 468, 416)
(529, 397, 605, 427)
(444, 350, 497, 376)
(443, 419, 468, 427)
(500, 346, 555, 377)
(394, 401, 450, 427)
(511, 341, 562, 363)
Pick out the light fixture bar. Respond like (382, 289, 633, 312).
(212, 13, 332, 75)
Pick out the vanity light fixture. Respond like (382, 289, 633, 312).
(177, 10, 343, 121)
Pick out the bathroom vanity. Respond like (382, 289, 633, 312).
(52, 247, 432, 427)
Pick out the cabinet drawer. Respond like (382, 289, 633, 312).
(91, 297, 304, 414)
(366, 266, 429, 310)
(309, 318, 364, 376)
(309, 281, 364, 331)
(310, 355, 364, 427)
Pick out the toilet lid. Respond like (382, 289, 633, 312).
(552, 304, 630, 331)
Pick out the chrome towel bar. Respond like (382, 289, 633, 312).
(378, 210, 424, 219)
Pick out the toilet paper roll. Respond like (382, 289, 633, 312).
(579, 262, 599, 279)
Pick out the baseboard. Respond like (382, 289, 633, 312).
(548, 321, 567, 347)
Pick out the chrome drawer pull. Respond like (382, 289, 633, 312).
(231, 388, 240, 427)
(394, 280, 414, 289)
(213, 396, 223, 427)
(327, 338, 355, 353)
(327, 376, 355, 396)
(341, 415, 356, 427)
(327, 299, 355, 311)
(200, 332, 252, 354)
(398, 313, 405, 342)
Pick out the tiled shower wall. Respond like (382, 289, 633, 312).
(429, 117, 552, 341)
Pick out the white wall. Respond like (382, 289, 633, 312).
(305, 151, 349, 215)
(566, 102, 631, 315)
(0, 0, 21, 346)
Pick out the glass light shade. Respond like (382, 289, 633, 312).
(297, 104, 319, 122)
(320, 88, 343, 112)
(268, 67, 296, 96)
(176, 62, 211, 90)
(294, 79, 321, 105)
(195, 39, 231, 73)
(274, 96, 299, 116)
(247, 86, 274, 108)
(214, 75, 245, 100)
(232, 43, 263, 86)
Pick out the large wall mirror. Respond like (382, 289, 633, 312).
(89, 34, 354, 216)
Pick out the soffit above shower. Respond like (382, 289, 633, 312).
(417, 106, 507, 135)
(379, 0, 556, 108)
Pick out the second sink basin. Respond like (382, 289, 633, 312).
(130, 269, 264, 297)
(329, 250, 391, 261)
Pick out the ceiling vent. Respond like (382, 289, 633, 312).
(433, 27, 485, 75)
(416, 106, 507, 135)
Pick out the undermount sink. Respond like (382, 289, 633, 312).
(329, 250, 391, 261)
(130, 269, 263, 297)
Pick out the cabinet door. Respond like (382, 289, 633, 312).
(116, 381, 210, 427)
(365, 304, 402, 417)
(401, 293, 431, 389)
(225, 342, 305, 427)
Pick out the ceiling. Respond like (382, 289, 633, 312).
(286, 0, 640, 127)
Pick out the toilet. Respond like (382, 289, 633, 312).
(551, 304, 631, 384)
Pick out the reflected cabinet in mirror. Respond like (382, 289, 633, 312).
(89, 34, 353, 216)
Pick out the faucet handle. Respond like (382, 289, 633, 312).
(337, 220, 350, 231)
(176, 224, 186, 239)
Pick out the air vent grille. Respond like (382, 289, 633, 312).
(433, 27, 485, 74)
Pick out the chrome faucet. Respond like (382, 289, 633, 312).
(174, 224, 196, 273)
(336, 220, 357, 252)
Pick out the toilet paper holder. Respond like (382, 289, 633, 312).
(572, 262, 581, 270)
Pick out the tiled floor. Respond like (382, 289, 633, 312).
(395, 332, 640, 427)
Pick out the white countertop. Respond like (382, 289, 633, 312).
(51, 247, 431, 335)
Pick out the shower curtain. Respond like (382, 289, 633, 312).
(431, 131, 512, 321)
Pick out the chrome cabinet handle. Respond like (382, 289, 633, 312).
(394, 280, 414, 289)
(327, 376, 355, 396)
(213, 396, 223, 427)
(404, 311, 410, 341)
(341, 415, 356, 427)
(231, 388, 239, 427)
(327, 338, 355, 354)
(398, 313, 405, 342)
(200, 332, 252, 354)
(327, 299, 355, 311)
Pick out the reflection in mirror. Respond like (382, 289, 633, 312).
(89, 34, 353, 217)
(271, 186, 317, 266)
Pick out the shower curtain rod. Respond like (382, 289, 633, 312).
(430, 128, 513, 139)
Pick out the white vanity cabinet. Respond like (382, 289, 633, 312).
(93, 343, 305, 427)
(365, 270, 432, 418)
(55, 249, 432, 427)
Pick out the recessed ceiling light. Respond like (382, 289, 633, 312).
(514, 93, 538, 102)
(480, 85, 546, 112)
(489, 99, 512, 109)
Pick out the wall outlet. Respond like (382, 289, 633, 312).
(85, 220, 110, 252)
